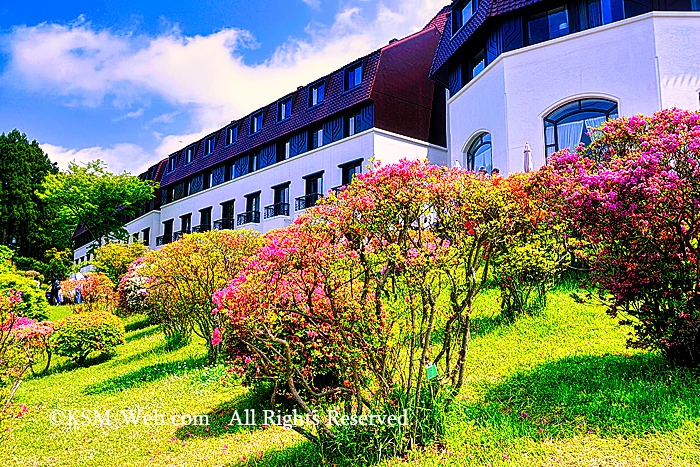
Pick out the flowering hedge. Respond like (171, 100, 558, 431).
(537, 108, 700, 366)
(0, 291, 30, 426)
(64, 273, 118, 313)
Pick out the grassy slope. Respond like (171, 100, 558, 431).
(2, 291, 700, 467)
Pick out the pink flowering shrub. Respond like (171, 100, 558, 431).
(537, 109, 700, 366)
(138, 230, 263, 361)
(51, 312, 124, 366)
(65, 273, 118, 313)
(12, 318, 55, 375)
(116, 258, 149, 317)
(0, 290, 31, 427)
(215, 159, 546, 456)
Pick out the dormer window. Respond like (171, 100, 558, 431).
(226, 124, 238, 146)
(205, 136, 216, 156)
(168, 155, 177, 173)
(277, 97, 293, 122)
(250, 111, 264, 135)
(453, 0, 478, 34)
(344, 62, 363, 91)
(309, 80, 325, 107)
(185, 145, 196, 165)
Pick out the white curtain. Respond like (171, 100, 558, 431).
(545, 126, 555, 147)
(556, 120, 585, 152)
(584, 116, 606, 132)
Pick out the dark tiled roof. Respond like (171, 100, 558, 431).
(430, 0, 542, 77)
(160, 52, 380, 187)
(160, 8, 451, 188)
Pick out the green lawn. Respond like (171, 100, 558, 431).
(3, 291, 700, 467)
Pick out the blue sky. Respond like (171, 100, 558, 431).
(0, 0, 448, 173)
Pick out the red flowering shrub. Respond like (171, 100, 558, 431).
(13, 318, 54, 375)
(215, 160, 548, 457)
(138, 230, 263, 360)
(67, 273, 118, 313)
(51, 312, 125, 366)
(537, 109, 700, 366)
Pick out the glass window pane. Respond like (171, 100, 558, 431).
(549, 8, 570, 38)
(528, 14, 549, 44)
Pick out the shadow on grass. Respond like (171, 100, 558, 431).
(125, 324, 161, 343)
(83, 356, 206, 395)
(460, 353, 700, 438)
(124, 315, 153, 333)
(174, 385, 277, 440)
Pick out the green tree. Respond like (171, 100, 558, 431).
(40, 161, 155, 248)
(92, 242, 147, 284)
(0, 130, 67, 257)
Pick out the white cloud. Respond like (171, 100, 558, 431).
(5, 0, 449, 173)
(112, 107, 145, 121)
(40, 142, 154, 174)
(150, 111, 180, 124)
(301, 0, 322, 9)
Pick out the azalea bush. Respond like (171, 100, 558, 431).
(12, 318, 54, 375)
(538, 108, 700, 367)
(91, 242, 147, 284)
(138, 230, 263, 360)
(0, 291, 30, 426)
(215, 160, 545, 459)
(116, 258, 149, 317)
(65, 273, 117, 313)
(51, 312, 125, 366)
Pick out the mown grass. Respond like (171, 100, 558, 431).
(2, 290, 699, 466)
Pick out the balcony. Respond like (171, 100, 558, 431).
(213, 218, 236, 230)
(264, 203, 290, 219)
(172, 230, 190, 242)
(156, 235, 172, 246)
(192, 224, 212, 233)
(330, 186, 345, 196)
(295, 193, 323, 211)
(237, 211, 261, 226)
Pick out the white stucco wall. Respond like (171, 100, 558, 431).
(125, 211, 161, 247)
(447, 12, 700, 174)
(155, 129, 448, 241)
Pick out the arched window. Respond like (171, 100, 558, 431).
(465, 132, 492, 172)
(544, 98, 618, 157)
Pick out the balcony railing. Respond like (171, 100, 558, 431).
(192, 224, 212, 233)
(295, 193, 323, 211)
(172, 229, 191, 242)
(156, 235, 172, 246)
(213, 218, 236, 230)
(237, 211, 261, 226)
(330, 186, 344, 196)
(264, 203, 290, 219)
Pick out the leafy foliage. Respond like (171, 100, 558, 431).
(39, 160, 155, 247)
(537, 108, 700, 367)
(91, 242, 147, 284)
(0, 130, 69, 258)
(51, 311, 125, 366)
(0, 273, 49, 321)
(0, 290, 29, 428)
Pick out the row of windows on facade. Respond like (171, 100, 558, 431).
(163, 104, 372, 205)
(167, 61, 364, 174)
(154, 160, 363, 245)
(464, 98, 619, 172)
(447, 0, 692, 95)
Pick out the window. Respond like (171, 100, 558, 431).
(277, 97, 293, 122)
(168, 155, 177, 173)
(305, 173, 323, 196)
(310, 126, 324, 150)
(185, 145, 196, 165)
(544, 98, 618, 157)
(346, 111, 360, 137)
(141, 228, 150, 247)
(132, 232, 139, 243)
(344, 62, 363, 91)
(452, 0, 478, 33)
(309, 80, 325, 107)
(225, 125, 238, 145)
(180, 214, 192, 233)
(278, 139, 291, 162)
(274, 184, 289, 205)
(465, 132, 492, 173)
(250, 111, 264, 134)
(199, 207, 212, 230)
(205, 136, 216, 156)
(528, 7, 570, 45)
(221, 200, 235, 220)
(267, 183, 291, 218)
(340, 159, 363, 186)
(470, 50, 486, 80)
(578, 0, 603, 30)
